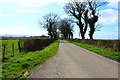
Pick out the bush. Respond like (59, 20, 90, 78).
(23, 39, 55, 52)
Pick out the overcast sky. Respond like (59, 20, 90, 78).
(0, 0, 119, 39)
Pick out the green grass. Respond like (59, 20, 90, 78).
(67, 40, 119, 62)
(2, 40, 19, 58)
(2, 40, 59, 79)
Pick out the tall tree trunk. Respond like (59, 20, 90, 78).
(49, 31, 53, 39)
(80, 29, 85, 39)
(81, 34, 85, 39)
(53, 32, 57, 40)
(68, 33, 70, 39)
(83, 10, 88, 36)
(89, 34, 93, 39)
(70, 32, 73, 39)
(78, 19, 85, 39)
(88, 15, 98, 39)
(89, 25, 95, 39)
(83, 20, 88, 35)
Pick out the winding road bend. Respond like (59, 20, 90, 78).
(28, 40, 118, 78)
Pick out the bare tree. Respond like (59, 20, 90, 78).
(59, 19, 74, 39)
(51, 24, 59, 39)
(64, 0, 87, 39)
(82, 8, 89, 38)
(64, 0, 108, 39)
(86, 0, 108, 39)
(40, 13, 59, 39)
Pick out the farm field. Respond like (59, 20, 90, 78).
(2, 40, 20, 59)
(2, 40, 59, 79)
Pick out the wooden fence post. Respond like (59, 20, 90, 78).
(18, 41, 21, 52)
(2, 45, 6, 62)
(12, 43, 14, 57)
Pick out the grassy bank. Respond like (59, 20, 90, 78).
(2, 40, 59, 79)
(67, 40, 119, 62)
(68, 39, 119, 51)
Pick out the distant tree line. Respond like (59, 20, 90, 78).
(40, 13, 74, 40)
(40, 0, 108, 39)
(2, 35, 49, 40)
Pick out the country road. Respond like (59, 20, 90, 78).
(28, 40, 118, 78)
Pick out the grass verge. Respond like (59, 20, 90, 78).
(2, 40, 59, 79)
(67, 40, 119, 62)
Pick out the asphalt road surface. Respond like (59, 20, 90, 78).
(28, 40, 118, 78)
